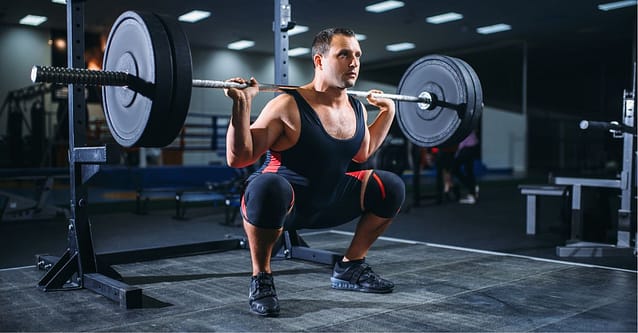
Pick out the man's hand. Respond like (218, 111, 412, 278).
(365, 89, 394, 110)
(225, 77, 260, 101)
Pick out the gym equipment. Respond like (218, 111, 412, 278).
(31, 10, 482, 149)
(552, 84, 635, 257)
(33, 0, 482, 309)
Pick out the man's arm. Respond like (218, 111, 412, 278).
(225, 78, 286, 168)
(353, 90, 396, 162)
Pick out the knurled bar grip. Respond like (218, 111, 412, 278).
(31, 66, 131, 86)
(31, 65, 432, 105)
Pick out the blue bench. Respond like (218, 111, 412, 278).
(91, 165, 241, 219)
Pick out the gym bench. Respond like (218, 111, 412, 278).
(136, 184, 241, 222)
(518, 184, 569, 235)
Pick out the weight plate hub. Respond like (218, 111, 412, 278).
(396, 55, 476, 148)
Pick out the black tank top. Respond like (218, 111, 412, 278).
(250, 90, 365, 208)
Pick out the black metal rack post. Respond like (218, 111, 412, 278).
(36, 0, 246, 309)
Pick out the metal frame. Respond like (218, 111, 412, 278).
(554, 87, 636, 258)
(273, 230, 342, 265)
(36, 0, 245, 308)
(270, 0, 342, 267)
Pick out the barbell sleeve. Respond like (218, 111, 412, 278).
(31, 65, 432, 106)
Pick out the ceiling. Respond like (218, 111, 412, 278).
(0, 0, 635, 74)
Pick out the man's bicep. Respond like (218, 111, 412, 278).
(249, 100, 286, 157)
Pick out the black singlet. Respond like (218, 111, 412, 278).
(247, 90, 365, 211)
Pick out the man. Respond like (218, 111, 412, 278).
(225, 28, 405, 317)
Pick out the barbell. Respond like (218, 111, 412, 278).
(30, 10, 483, 148)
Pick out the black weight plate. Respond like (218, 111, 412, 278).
(453, 57, 483, 133)
(396, 55, 469, 148)
(102, 11, 174, 147)
(447, 56, 478, 143)
(154, 13, 192, 147)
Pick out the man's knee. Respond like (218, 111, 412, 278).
(363, 170, 405, 218)
(242, 173, 294, 229)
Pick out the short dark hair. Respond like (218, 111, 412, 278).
(311, 27, 356, 57)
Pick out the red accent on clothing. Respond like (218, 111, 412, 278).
(263, 151, 283, 173)
(289, 184, 295, 211)
(241, 196, 247, 220)
(346, 170, 368, 181)
(372, 172, 386, 199)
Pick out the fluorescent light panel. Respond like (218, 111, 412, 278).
(365, 1, 405, 13)
(288, 25, 309, 36)
(178, 10, 211, 23)
(426, 12, 463, 24)
(227, 40, 255, 50)
(355, 34, 367, 41)
(476, 23, 511, 34)
(385, 42, 415, 52)
(51, 0, 66, 4)
(288, 47, 310, 57)
(597, 0, 637, 11)
(19, 15, 47, 26)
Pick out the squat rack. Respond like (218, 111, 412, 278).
(36, 0, 338, 309)
(35, 0, 245, 308)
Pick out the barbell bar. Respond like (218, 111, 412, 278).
(31, 66, 434, 107)
(29, 10, 482, 148)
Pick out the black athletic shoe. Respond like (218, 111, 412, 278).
(331, 260, 394, 293)
(249, 272, 280, 316)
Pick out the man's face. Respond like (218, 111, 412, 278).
(323, 34, 362, 89)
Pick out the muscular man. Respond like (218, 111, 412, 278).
(225, 28, 405, 317)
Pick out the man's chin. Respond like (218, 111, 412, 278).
(343, 80, 356, 88)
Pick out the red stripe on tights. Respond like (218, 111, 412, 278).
(372, 172, 386, 199)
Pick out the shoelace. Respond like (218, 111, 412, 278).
(359, 266, 383, 284)
(251, 276, 276, 299)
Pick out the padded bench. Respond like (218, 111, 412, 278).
(136, 185, 240, 221)
(518, 184, 568, 235)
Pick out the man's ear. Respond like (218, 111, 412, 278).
(313, 53, 323, 70)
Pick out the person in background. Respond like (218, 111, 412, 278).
(435, 146, 458, 204)
(452, 130, 480, 204)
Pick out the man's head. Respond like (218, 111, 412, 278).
(311, 28, 357, 59)
(311, 28, 361, 89)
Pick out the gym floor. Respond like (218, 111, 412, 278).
(0, 175, 636, 331)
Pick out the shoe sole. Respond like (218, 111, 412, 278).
(249, 306, 280, 317)
(330, 277, 393, 294)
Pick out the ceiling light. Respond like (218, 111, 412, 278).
(355, 34, 367, 41)
(178, 10, 211, 23)
(476, 23, 511, 35)
(597, 0, 637, 11)
(51, 0, 66, 4)
(227, 40, 255, 50)
(288, 25, 309, 36)
(365, 1, 405, 13)
(385, 42, 415, 52)
(426, 12, 464, 24)
(288, 47, 310, 57)
(19, 15, 48, 26)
